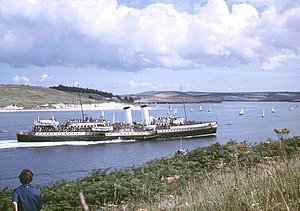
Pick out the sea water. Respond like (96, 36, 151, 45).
(0, 102, 299, 189)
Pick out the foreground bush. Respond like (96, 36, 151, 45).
(1, 136, 299, 210)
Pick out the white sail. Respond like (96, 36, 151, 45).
(173, 108, 177, 116)
(112, 113, 115, 124)
(199, 106, 202, 111)
(239, 109, 244, 115)
(271, 107, 275, 113)
(262, 110, 265, 118)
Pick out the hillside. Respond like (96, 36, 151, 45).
(0, 84, 114, 109)
(130, 91, 300, 103)
(1, 85, 300, 109)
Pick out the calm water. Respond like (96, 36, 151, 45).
(0, 102, 299, 189)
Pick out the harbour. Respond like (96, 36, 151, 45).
(0, 101, 299, 189)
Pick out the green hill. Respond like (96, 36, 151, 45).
(131, 91, 300, 103)
(1, 85, 299, 109)
(0, 84, 113, 109)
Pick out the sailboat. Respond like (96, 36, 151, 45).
(208, 107, 211, 112)
(239, 109, 244, 115)
(177, 138, 187, 155)
(190, 108, 193, 112)
(271, 107, 275, 113)
(173, 108, 177, 116)
(101, 110, 105, 119)
(112, 113, 115, 124)
(199, 106, 202, 111)
(262, 110, 265, 118)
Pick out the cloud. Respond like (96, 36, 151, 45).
(11, 75, 29, 84)
(262, 51, 298, 70)
(39, 73, 53, 82)
(141, 82, 152, 87)
(0, 0, 299, 71)
(128, 80, 155, 89)
(128, 80, 137, 87)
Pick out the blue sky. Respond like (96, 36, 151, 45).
(0, 0, 299, 94)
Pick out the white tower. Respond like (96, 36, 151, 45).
(141, 105, 150, 125)
(123, 106, 133, 125)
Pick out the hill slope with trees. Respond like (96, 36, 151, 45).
(0, 84, 132, 109)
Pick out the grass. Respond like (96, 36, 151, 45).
(1, 136, 300, 210)
(0, 84, 100, 109)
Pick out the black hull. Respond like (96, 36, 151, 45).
(17, 133, 106, 142)
(157, 127, 217, 139)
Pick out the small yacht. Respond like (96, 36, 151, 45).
(239, 109, 244, 115)
(177, 138, 187, 156)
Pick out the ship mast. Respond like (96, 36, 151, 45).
(78, 84, 85, 120)
(180, 86, 188, 121)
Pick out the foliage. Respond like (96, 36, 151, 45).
(122, 96, 134, 103)
(50, 85, 134, 103)
(1, 136, 300, 210)
(50, 85, 115, 99)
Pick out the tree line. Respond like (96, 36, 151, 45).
(50, 85, 134, 103)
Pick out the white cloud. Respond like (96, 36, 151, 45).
(141, 82, 152, 87)
(0, 0, 299, 71)
(262, 51, 298, 70)
(11, 75, 29, 84)
(128, 80, 137, 87)
(39, 73, 53, 82)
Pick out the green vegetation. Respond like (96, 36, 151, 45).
(0, 84, 135, 109)
(0, 84, 97, 109)
(50, 85, 115, 99)
(50, 85, 135, 103)
(1, 135, 300, 210)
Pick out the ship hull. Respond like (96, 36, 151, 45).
(17, 132, 106, 142)
(105, 131, 159, 140)
(17, 122, 218, 142)
(157, 122, 217, 139)
(157, 127, 217, 139)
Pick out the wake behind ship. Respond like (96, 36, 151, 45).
(17, 105, 217, 142)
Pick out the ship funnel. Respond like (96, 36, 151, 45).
(141, 105, 150, 125)
(123, 106, 133, 124)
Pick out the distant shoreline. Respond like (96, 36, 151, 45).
(0, 102, 141, 113)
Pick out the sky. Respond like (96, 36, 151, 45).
(0, 0, 299, 94)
